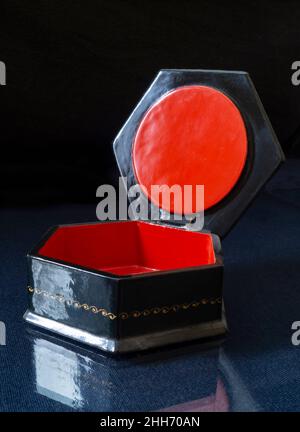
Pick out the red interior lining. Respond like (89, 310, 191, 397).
(38, 221, 216, 276)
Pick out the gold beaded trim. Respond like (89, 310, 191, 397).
(28, 286, 221, 321)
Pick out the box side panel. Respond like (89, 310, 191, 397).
(26, 256, 118, 339)
(117, 265, 223, 339)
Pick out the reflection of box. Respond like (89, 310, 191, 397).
(24, 69, 284, 353)
(30, 331, 222, 411)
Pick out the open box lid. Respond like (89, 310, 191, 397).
(113, 69, 284, 237)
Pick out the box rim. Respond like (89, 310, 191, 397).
(28, 220, 223, 280)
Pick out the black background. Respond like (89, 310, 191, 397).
(1, 0, 300, 205)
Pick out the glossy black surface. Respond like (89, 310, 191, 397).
(27, 256, 118, 338)
(114, 69, 284, 237)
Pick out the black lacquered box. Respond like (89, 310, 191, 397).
(24, 69, 284, 353)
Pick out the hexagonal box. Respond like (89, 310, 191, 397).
(24, 221, 224, 353)
(24, 69, 284, 353)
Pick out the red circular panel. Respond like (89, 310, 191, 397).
(132, 85, 248, 214)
